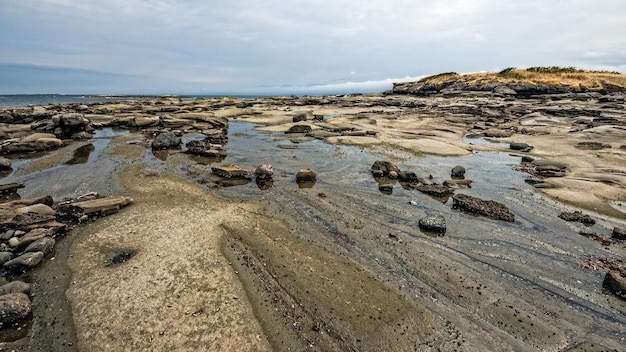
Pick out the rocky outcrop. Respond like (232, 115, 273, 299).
(558, 211, 596, 225)
(211, 164, 251, 179)
(151, 131, 181, 150)
(371, 160, 401, 177)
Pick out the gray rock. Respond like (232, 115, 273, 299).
(493, 85, 518, 95)
(418, 213, 447, 234)
(296, 168, 317, 183)
(3, 251, 44, 271)
(398, 171, 418, 183)
(292, 113, 308, 122)
(0, 157, 11, 170)
(254, 164, 274, 179)
(0, 281, 31, 295)
(558, 211, 595, 225)
(0, 252, 12, 266)
(23, 237, 56, 256)
(451, 165, 466, 178)
(1, 230, 15, 241)
(0, 293, 32, 325)
(151, 131, 181, 150)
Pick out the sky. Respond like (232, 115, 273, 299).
(1, 0, 625, 95)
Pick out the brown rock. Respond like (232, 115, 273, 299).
(603, 270, 626, 299)
(452, 194, 515, 222)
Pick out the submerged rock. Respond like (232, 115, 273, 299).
(452, 194, 515, 222)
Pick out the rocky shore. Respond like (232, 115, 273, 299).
(0, 70, 625, 351)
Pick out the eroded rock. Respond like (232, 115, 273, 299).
(452, 194, 515, 222)
(418, 213, 446, 234)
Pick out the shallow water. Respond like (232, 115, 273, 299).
(4, 121, 626, 350)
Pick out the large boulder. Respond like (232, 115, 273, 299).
(0, 293, 32, 325)
(151, 131, 181, 150)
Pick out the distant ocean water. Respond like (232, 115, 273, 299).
(0, 94, 168, 108)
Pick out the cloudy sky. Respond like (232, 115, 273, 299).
(1, 0, 625, 95)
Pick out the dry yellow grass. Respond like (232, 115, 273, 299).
(419, 67, 626, 91)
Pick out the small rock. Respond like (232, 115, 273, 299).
(388, 171, 398, 179)
(603, 270, 626, 299)
(409, 200, 417, 206)
(254, 164, 274, 179)
(3, 251, 44, 271)
(418, 213, 447, 234)
(0, 157, 11, 170)
(612, 226, 626, 240)
(443, 179, 473, 189)
(0, 281, 31, 295)
(8, 238, 19, 248)
(398, 171, 418, 183)
(378, 184, 393, 194)
(451, 165, 466, 179)
(521, 156, 535, 163)
(0, 293, 32, 325)
(1, 230, 15, 241)
(371, 160, 401, 177)
(292, 113, 308, 122)
(416, 184, 454, 198)
(510, 142, 533, 152)
(296, 168, 317, 183)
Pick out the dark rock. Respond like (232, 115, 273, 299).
(211, 164, 251, 178)
(416, 184, 454, 197)
(3, 251, 44, 272)
(378, 184, 393, 194)
(16, 228, 54, 252)
(418, 213, 446, 234)
(185, 139, 225, 157)
(151, 131, 181, 150)
(452, 194, 515, 222)
(0, 281, 31, 295)
(521, 156, 535, 163)
(23, 237, 55, 256)
(256, 177, 274, 190)
(575, 142, 611, 150)
(493, 86, 517, 95)
(451, 165, 466, 179)
(510, 142, 533, 152)
(612, 226, 626, 240)
(558, 211, 596, 225)
(292, 113, 308, 122)
(296, 168, 317, 183)
(603, 270, 626, 299)
(444, 179, 473, 189)
(0, 182, 24, 194)
(0, 293, 31, 325)
(371, 160, 401, 177)
(286, 125, 312, 134)
(398, 171, 418, 183)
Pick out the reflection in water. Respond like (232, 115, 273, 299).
(297, 180, 316, 189)
(378, 184, 393, 194)
(188, 154, 227, 165)
(216, 178, 251, 187)
(65, 144, 95, 165)
(256, 177, 274, 190)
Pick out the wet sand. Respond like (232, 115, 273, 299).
(0, 93, 625, 351)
